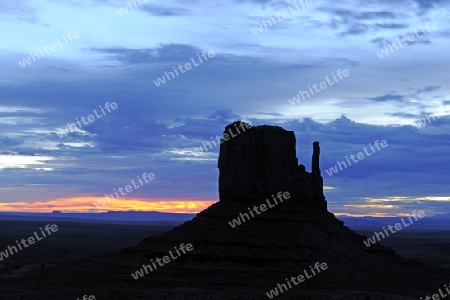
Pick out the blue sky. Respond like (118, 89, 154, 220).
(0, 0, 449, 216)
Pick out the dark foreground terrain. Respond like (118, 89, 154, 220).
(356, 229, 450, 269)
(0, 212, 448, 299)
(0, 220, 174, 278)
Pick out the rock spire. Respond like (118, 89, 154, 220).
(218, 121, 327, 209)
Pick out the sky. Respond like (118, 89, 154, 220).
(0, 0, 449, 216)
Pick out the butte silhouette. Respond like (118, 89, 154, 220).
(1, 122, 448, 299)
(108, 122, 447, 299)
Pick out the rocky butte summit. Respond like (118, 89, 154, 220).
(218, 121, 327, 210)
(2, 122, 449, 299)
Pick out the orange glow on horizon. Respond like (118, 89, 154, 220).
(333, 212, 414, 218)
(0, 197, 218, 213)
(0, 194, 443, 217)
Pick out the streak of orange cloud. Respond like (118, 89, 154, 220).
(343, 204, 398, 209)
(0, 197, 218, 213)
(333, 212, 413, 218)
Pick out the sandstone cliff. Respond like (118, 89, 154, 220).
(218, 121, 327, 210)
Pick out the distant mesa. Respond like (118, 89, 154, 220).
(218, 121, 327, 210)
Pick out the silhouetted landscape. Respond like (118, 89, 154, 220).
(2, 1, 449, 299)
(0, 123, 448, 299)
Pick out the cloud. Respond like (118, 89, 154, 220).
(0, 0, 38, 23)
(375, 23, 409, 29)
(366, 94, 406, 102)
(417, 85, 441, 93)
(86, 44, 201, 65)
(388, 112, 421, 119)
(139, 4, 190, 16)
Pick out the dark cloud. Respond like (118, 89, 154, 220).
(417, 85, 441, 93)
(412, 0, 448, 13)
(388, 112, 421, 119)
(86, 44, 202, 65)
(139, 5, 190, 16)
(0, 1, 39, 23)
(366, 94, 406, 102)
(371, 37, 391, 47)
(356, 11, 398, 20)
(375, 23, 409, 29)
(322, 9, 408, 36)
(235, 0, 272, 4)
(329, 9, 399, 22)
(339, 23, 371, 36)
(319, 1, 448, 36)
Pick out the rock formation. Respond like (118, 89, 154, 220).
(311, 141, 327, 209)
(2, 122, 449, 299)
(218, 121, 327, 209)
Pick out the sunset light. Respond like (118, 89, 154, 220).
(0, 197, 217, 213)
